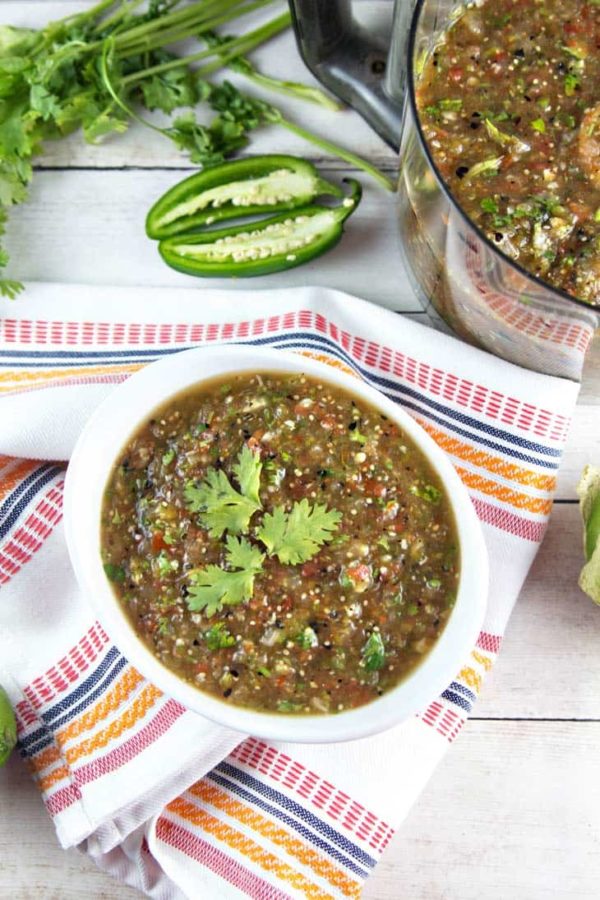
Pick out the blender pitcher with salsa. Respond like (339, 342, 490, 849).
(288, 0, 600, 381)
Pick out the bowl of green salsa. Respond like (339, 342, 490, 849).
(64, 345, 488, 742)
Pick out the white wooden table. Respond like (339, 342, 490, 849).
(1, 2, 599, 898)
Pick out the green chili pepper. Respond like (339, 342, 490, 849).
(157, 178, 362, 278)
(0, 685, 16, 767)
(146, 155, 342, 239)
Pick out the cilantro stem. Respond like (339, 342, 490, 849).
(202, 29, 342, 111)
(195, 13, 293, 78)
(115, 0, 257, 55)
(100, 40, 166, 137)
(98, 0, 149, 32)
(123, 8, 288, 85)
(89, 0, 122, 16)
(93, 0, 250, 51)
(119, 4, 273, 59)
(276, 117, 396, 191)
(59, 0, 119, 30)
(238, 69, 342, 110)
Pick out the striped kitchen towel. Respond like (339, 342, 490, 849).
(0, 282, 580, 899)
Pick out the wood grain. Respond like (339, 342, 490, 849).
(363, 720, 600, 900)
(555, 407, 600, 499)
(0, 1, 597, 898)
(476, 504, 600, 720)
(3, 168, 415, 309)
(2, 719, 599, 899)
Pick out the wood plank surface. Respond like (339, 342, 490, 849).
(2, 718, 600, 899)
(0, 0, 598, 898)
(365, 720, 600, 900)
(3, 168, 413, 309)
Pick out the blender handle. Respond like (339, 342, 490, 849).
(287, 0, 410, 151)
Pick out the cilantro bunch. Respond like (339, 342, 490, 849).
(184, 445, 342, 617)
(0, 0, 393, 297)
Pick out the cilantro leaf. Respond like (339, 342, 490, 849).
(0, 167, 28, 206)
(480, 197, 499, 214)
(225, 532, 264, 570)
(277, 700, 303, 713)
(0, 26, 39, 59)
(257, 499, 342, 565)
(29, 84, 61, 121)
(233, 444, 262, 507)
(185, 469, 257, 537)
(362, 632, 385, 672)
(564, 73, 580, 96)
(165, 106, 250, 168)
(186, 535, 264, 617)
(0, 278, 24, 299)
(82, 106, 129, 144)
(139, 56, 203, 114)
(185, 446, 262, 538)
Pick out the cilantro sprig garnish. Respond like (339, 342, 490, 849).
(187, 535, 264, 618)
(185, 444, 262, 537)
(185, 446, 342, 616)
(257, 500, 342, 565)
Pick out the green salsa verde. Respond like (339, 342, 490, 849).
(100, 372, 460, 715)
(417, 0, 600, 305)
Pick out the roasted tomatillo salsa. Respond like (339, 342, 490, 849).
(417, 0, 600, 305)
(100, 373, 459, 715)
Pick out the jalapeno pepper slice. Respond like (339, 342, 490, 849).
(157, 178, 361, 278)
(146, 155, 342, 240)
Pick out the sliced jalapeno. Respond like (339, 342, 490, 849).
(158, 178, 361, 278)
(146, 155, 342, 239)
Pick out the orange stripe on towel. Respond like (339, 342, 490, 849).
(417, 419, 556, 492)
(36, 764, 71, 792)
(168, 796, 335, 900)
(0, 460, 40, 501)
(56, 668, 144, 747)
(190, 781, 361, 897)
(27, 744, 62, 775)
(0, 363, 143, 392)
(64, 684, 161, 765)
(455, 467, 553, 515)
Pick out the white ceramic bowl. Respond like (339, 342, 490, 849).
(64, 345, 488, 743)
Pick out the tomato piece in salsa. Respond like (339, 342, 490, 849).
(416, 0, 600, 305)
(100, 373, 460, 715)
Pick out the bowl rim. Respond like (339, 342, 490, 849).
(63, 344, 488, 743)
